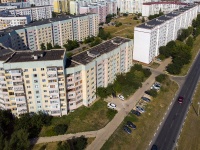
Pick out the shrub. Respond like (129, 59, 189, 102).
(54, 124, 68, 135)
(146, 89, 158, 97)
(155, 74, 167, 83)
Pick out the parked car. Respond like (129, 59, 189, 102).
(131, 109, 141, 116)
(145, 90, 151, 96)
(107, 103, 116, 109)
(141, 97, 151, 102)
(151, 144, 158, 150)
(178, 96, 184, 104)
(123, 125, 132, 134)
(151, 82, 161, 90)
(118, 94, 125, 101)
(127, 121, 136, 129)
(136, 106, 145, 113)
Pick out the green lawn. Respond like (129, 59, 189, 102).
(39, 100, 117, 137)
(179, 35, 200, 76)
(101, 77, 178, 150)
(31, 137, 95, 150)
(177, 83, 200, 150)
(104, 15, 140, 38)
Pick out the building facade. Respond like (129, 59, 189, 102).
(0, 15, 31, 30)
(133, 4, 198, 64)
(53, 0, 69, 13)
(0, 14, 99, 50)
(0, 37, 133, 116)
(142, 2, 187, 17)
(26, 0, 54, 6)
(8, 5, 54, 21)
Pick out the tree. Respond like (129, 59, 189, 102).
(90, 37, 102, 47)
(63, 40, 79, 51)
(155, 74, 167, 83)
(40, 43, 46, 50)
(142, 17, 145, 23)
(8, 129, 30, 150)
(73, 136, 87, 150)
(53, 44, 62, 49)
(96, 87, 108, 99)
(106, 14, 113, 24)
(66, 52, 73, 58)
(0, 133, 4, 150)
(98, 28, 111, 40)
(52, 11, 57, 18)
(57, 141, 70, 150)
(186, 36, 194, 47)
(54, 124, 68, 135)
(47, 42, 53, 50)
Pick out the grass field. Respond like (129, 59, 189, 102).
(149, 62, 160, 69)
(104, 15, 140, 39)
(31, 137, 95, 150)
(177, 83, 200, 150)
(179, 35, 200, 76)
(101, 77, 178, 150)
(39, 100, 117, 137)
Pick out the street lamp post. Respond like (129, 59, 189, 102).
(198, 102, 200, 116)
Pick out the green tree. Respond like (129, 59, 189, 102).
(47, 42, 53, 50)
(186, 36, 194, 47)
(106, 14, 113, 23)
(142, 17, 145, 23)
(57, 141, 70, 150)
(52, 11, 57, 18)
(0, 133, 4, 150)
(73, 136, 87, 150)
(63, 40, 79, 51)
(96, 87, 108, 99)
(40, 43, 46, 50)
(66, 52, 73, 58)
(8, 129, 30, 150)
(53, 44, 62, 49)
(98, 28, 111, 40)
(90, 37, 102, 47)
(54, 124, 68, 135)
(155, 74, 167, 83)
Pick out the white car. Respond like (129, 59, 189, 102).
(118, 94, 125, 101)
(150, 82, 161, 90)
(107, 103, 116, 109)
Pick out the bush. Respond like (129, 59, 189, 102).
(146, 89, 158, 97)
(155, 74, 167, 83)
(54, 124, 68, 135)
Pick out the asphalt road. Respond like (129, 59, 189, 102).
(152, 52, 200, 150)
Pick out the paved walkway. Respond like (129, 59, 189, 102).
(31, 58, 171, 148)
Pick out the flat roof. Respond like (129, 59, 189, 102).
(70, 37, 130, 66)
(143, 1, 187, 5)
(0, 45, 14, 61)
(8, 5, 52, 10)
(137, 4, 197, 29)
(4, 50, 65, 63)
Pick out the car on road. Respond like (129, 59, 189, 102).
(131, 109, 141, 116)
(123, 125, 132, 134)
(178, 96, 184, 104)
(151, 144, 158, 150)
(141, 96, 151, 102)
(136, 106, 145, 113)
(107, 103, 116, 109)
(127, 121, 136, 129)
(118, 94, 125, 101)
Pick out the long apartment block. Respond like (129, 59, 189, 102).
(133, 4, 198, 64)
(0, 37, 133, 116)
(0, 14, 99, 51)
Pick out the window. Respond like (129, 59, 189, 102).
(50, 85, 55, 88)
(27, 86, 30, 88)
(33, 68, 36, 71)
(28, 91, 31, 94)
(33, 74, 37, 77)
(36, 96, 40, 98)
(41, 68, 44, 71)
(43, 90, 47, 92)
(35, 85, 39, 88)
(34, 80, 38, 83)
(37, 101, 40, 103)
(36, 91, 39, 94)
(25, 75, 29, 78)
(42, 79, 46, 82)
(28, 96, 32, 99)
(26, 80, 30, 84)
(43, 85, 46, 87)
(42, 74, 45, 76)
(45, 100, 48, 103)
(24, 69, 28, 72)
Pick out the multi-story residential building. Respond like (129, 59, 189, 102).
(70, 0, 117, 23)
(0, 49, 68, 117)
(66, 37, 133, 109)
(0, 5, 17, 11)
(27, 0, 53, 6)
(0, 14, 99, 50)
(0, 37, 133, 116)
(0, 0, 16, 3)
(133, 4, 198, 64)
(8, 5, 54, 21)
(0, 2, 30, 9)
(142, 2, 187, 17)
(0, 14, 31, 30)
(118, 0, 151, 14)
(53, 0, 69, 13)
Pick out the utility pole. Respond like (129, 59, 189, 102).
(198, 102, 200, 116)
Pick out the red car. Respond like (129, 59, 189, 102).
(178, 96, 183, 104)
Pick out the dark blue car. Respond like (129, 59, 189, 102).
(123, 126, 132, 134)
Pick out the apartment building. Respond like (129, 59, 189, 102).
(133, 4, 198, 64)
(0, 49, 68, 117)
(0, 14, 31, 30)
(70, 0, 117, 23)
(66, 37, 133, 110)
(0, 5, 17, 11)
(53, 0, 69, 13)
(1, 0, 16, 3)
(142, 2, 187, 17)
(118, 0, 151, 14)
(0, 14, 99, 50)
(27, 0, 53, 6)
(8, 5, 54, 21)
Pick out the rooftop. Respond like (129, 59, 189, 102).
(137, 4, 197, 29)
(143, 1, 187, 5)
(70, 37, 130, 66)
(4, 50, 65, 63)
(0, 45, 14, 61)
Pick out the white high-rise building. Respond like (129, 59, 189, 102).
(133, 4, 198, 64)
